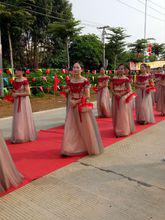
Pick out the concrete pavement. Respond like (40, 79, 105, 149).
(0, 107, 165, 220)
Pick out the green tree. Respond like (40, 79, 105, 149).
(69, 34, 103, 70)
(152, 43, 165, 59)
(0, 1, 33, 69)
(128, 39, 147, 54)
(0, 0, 75, 68)
(105, 27, 129, 69)
(48, 19, 81, 68)
(127, 38, 157, 62)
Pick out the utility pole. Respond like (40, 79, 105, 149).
(0, 28, 4, 97)
(144, 0, 148, 62)
(144, 0, 148, 39)
(97, 26, 110, 68)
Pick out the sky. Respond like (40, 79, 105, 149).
(69, 0, 165, 44)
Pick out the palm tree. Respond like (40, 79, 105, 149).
(48, 19, 81, 69)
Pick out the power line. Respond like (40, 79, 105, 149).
(0, 1, 104, 29)
(81, 19, 105, 27)
(0, 1, 67, 21)
(21, 1, 105, 27)
(148, 0, 165, 10)
(21, 1, 69, 18)
(137, 0, 165, 16)
(115, 0, 165, 22)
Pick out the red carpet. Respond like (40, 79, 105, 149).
(1, 111, 164, 196)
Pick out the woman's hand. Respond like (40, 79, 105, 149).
(115, 94, 121, 99)
(12, 93, 18, 98)
(70, 99, 81, 108)
(98, 85, 103, 90)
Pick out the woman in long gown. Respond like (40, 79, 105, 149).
(97, 67, 111, 118)
(154, 67, 162, 104)
(11, 67, 37, 143)
(111, 64, 136, 137)
(147, 65, 155, 106)
(156, 66, 165, 116)
(135, 64, 155, 124)
(0, 131, 23, 193)
(61, 63, 104, 156)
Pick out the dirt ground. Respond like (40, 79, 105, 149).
(0, 94, 96, 118)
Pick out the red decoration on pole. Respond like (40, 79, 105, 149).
(32, 77, 36, 82)
(62, 69, 66, 74)
(9, 78, 14, 84)
(65, 75, 70, 81)
(46, 69, 50, 74)
(43, 76, 47, 81)
(92, 70, 96, 74)
(26, 69, 30, 74)
(47, 87, 51, 92)
(54, 74, 60, 92)
(39, 86, 44, 92)
(6, 69, 11, 74)
(147, 43, 152, 56)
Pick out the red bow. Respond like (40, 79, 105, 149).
(3, 95, 14, 103)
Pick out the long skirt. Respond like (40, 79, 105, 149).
(61, 105, 104, 156)
(112, 94, 135, 136)
(135, 89, 155, 123)
(11, 96, 37, 143)
(156, 85, 165, 114)
(97, 87, 111, 118)
(0, 131, 23, 192)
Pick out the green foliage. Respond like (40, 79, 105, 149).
(69, 34, 103, 70)
(0, 1, 164, 71)
(2, 68, 115, 97)
(0, 0, 79, 68)
(152, 43, 165, 58)
(128, 39, 148, 54)
(105, 27, 129, 69)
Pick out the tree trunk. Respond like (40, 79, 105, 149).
(8, 29, 14, 75)
(33, 36, 38, 68)
(30, 37, 33, 67)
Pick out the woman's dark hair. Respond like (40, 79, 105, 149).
(14, 66, 26, 77)
(14, 66, 25, 73)
(140, 63, 147, 69)
(117, 63, 125, 69)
